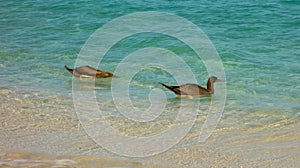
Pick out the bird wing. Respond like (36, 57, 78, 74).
(75, 66, 104, 76)
(178, 83, 208, 95)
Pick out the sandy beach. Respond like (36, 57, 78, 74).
(1, 88, 299, 167)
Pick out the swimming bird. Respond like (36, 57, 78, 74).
(160, 76, 224, 96)
(64, 65, 116, 78)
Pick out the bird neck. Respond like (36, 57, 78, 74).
(206, 78, 214, 94)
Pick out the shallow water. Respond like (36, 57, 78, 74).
(1, 0, 300, 167)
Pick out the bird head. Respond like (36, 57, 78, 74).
(210, 76, 225, 83)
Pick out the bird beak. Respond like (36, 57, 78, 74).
(216, 78, 225, 82)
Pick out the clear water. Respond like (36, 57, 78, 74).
(1, 0, 299, 167)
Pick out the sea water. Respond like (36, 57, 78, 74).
(1, 0, 299, 167)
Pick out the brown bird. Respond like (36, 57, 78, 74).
(160, 76, 224, 96)
(64, 65, 116, 78)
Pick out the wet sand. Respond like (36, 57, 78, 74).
(1, 88, 299, 167)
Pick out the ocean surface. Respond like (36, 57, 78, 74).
(1, 0, 299, 167)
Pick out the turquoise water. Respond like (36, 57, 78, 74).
(1, 0, 299, 112)
(1, 0, 299, 166)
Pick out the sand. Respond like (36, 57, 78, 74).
(1, 88, 299, 167)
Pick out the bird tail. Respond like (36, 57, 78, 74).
(64, 65, 73, 74)
(159, 82, 171, 89)
(159, 83, 181, 95)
